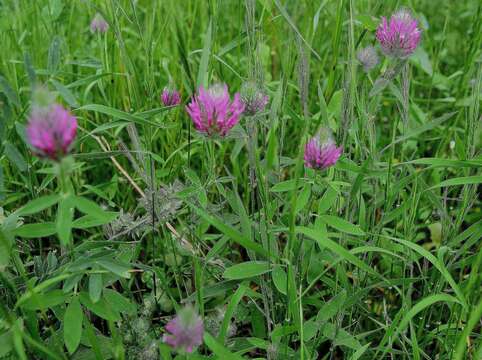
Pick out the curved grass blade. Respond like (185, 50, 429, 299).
(388, 236, 468, 310)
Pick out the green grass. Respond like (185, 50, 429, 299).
(0, 0, 481, 359)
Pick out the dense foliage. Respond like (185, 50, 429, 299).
(0, 0, 480, 359)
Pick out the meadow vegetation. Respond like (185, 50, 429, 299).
(0, 0, 481, 359)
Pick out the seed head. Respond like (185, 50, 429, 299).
(240, 81, 269, 116)
(186, 84, 245, 137)
(376, 9, 421, 58)
(357, 46, 379, 72)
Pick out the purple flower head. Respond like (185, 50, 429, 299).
(161, 87, 181, 107)
(90, 13, 109, 33)
(26, 104, 78, 161)
(357, 46, 379, 72)
(186, 84, 245, 137)
(163, 306, 204, 353)
(376, 9, 421, 58)
(304, 129, 342, 170)
(240, 81, 269, 116)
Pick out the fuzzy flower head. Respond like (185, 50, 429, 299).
(90, 13, 109, 33)
(186, 84, 245, 137)
(163, 306, 204, 353)
(376, 9, 421, 58)
(26, 90, 77, 161)
(161, 87, 181, 107)
(240, 81, 269, 116)
(304, 129, 342, 170)
(357, 46, 379, 72)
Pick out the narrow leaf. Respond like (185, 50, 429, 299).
(204, 332, 243, 360)
(319, 215, 365, 236)
(197, 20, 212, 88)
(4, 142, 27, 172)
(430, 175, 482, 189)
(224, 261, 271, 280)
(89, 272, 103, 303)
(14, 223, 57, 238)
(16, 194, 61, 216)
(189, 203, 270, 259)
(56, 195, 74, 245)
(297, 226, 376, 276)
(64, 297, 83, 354)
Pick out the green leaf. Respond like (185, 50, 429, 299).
(389, 236, 468, 309)
(272, 266, 287, 295)
(72, 212, 118, 229)
(224, 261, 271, 280)
(16, 194, 61, 216)
(42, 0, 64, 20)
(77, 104, 163, 128)
(410, 46, 433, 76)
(295, 184, 311, 213)
(454, 297, 482, 360)
(0, 165, 4, 201)
(271, 179, 304, 193)
(4, 142, 27, 172)
(103, 289, 137, 315)
(356, 14, 379, 31)
(218, 282, 248, 344)
(97, 259, 131, 279)
(51, 79, 79, 108)
(189, 203, 270, 259)
(317, 187, 338, 214)
(319, 215, 365, 236)
(0, 330, 13, 358)
(57, 195, 75, 245)
(349, 343, 371, 360)
(74, 196, 111, 221)
(369, 61, 405, 97)
(14, 222, 57, 238)
(271, 324, 297, 341)
(12, 319, 27, 360)
(47, 36, 62, 73)
(193, 257, 204, 317)
(327, 89, 343, 122)
(0, 230, 12, 270)
(323, 323, 361, 350)
(197, 20, 212, 88)
(15, 273, 71, 309)
(21, 289, 66, 310)
(273, 0, 321, 61)
(386, 112, 457, 151)
(204, 332, 243, 360)
(83, 320, 105, 360)
(430, 175, 482, 189)
(405, 158, 482, 168)
(316, 290, 346, 322)
(79, 292, 120, 322)
(378, 294, 460, 359)
(0, 75, 20, 107)
(296, 226, 376, 276)
(24, 52, 36, 85)
(89, 272, 103, 303)
(64, 297, 83, 354)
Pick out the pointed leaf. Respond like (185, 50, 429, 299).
(224, 261, 271, 280)
(64, 297, 83, 354)
(319, 215, 365, 236)
(16, 194, 61, 216)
